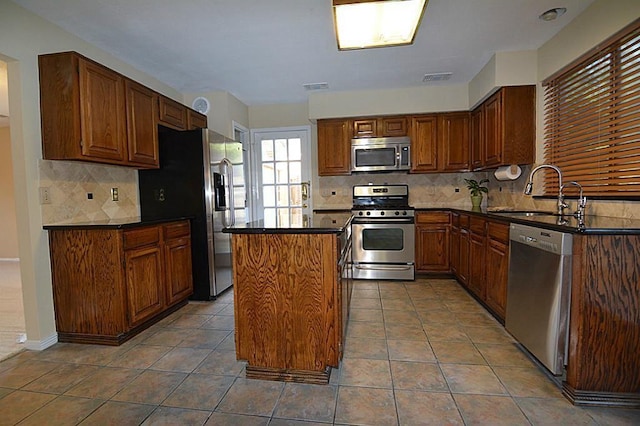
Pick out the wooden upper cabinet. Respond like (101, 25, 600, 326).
(187, 109, 208, 130)
(438, 112, 470, 171)
(410, 115, 438, 172)
(38, 51, 164, 169)
(125, 80, 159, 167)
(483, 92, 502, 167)
(470, 107, 484, 170)
(352, 116, 408, 138)
(317, 119, 351, 176)
(158, 96, 188, 130)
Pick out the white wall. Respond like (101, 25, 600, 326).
(0, 1, 186, 349)
(184, 91, 249, 139)
(0, 126, 19, 259)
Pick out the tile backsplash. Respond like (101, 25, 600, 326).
(39, 160, 139, 224)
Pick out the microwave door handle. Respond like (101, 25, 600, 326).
(396, 148, 401, 169)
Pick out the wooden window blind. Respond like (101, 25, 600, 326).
(542, 18, 640, 197)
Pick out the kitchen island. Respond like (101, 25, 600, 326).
(223, 212, 352, 384)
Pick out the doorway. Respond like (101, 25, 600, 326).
(0, 58, 25, 360)
(250, 127, 312, 226)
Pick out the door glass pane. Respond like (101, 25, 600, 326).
(275, 139, 287, 161)
(262, 139, 274, 161)
(275, 162, 288, 184)
(290, 185, 302, 206)
(263, 186, 275, 207)
(276, 185, 289, 205)
(262, 164, 274, 184)
(289, 162, 301, 183)
(288, 138, 301, 160)
(277, 208, 289, 227)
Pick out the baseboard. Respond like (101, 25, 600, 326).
(24, 333, 58, 351)
(0, 258, 20, 262)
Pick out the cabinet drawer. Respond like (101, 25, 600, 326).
(123, 226, 160, 250)
(487, 221, 509, 243)
(416, 211, 450, 224)
(469, 216, 486, 235)
(158, 96, 187, 129)
(164, 221, 190, 240)
(459, 214, 470, 228)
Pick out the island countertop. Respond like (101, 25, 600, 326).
(222, 211, 352, 234)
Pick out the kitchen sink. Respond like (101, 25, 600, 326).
(489, 210, 558, 217)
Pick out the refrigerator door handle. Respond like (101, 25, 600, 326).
(220, 158, 235, 227)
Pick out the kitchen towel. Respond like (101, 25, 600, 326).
(494, 165, 522, 181)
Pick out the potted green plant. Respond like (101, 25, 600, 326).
(464, 178, 489, 208)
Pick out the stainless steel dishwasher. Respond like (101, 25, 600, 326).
(505, 222, 573, 375)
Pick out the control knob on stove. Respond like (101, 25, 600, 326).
(358, 211, 364, 216)
(395, 211, 400, 216)
(380, 211, 385, 216)
(366, 211, 371, 216)
(402, 211, 408, 216)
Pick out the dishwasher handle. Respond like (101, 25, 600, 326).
(509, 223, 572, 255)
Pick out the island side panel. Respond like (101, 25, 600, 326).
(232, 233, 338, 374)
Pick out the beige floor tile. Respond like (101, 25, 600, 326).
(347, 321, 386, 339)
(111, 370, 187, 404)
(178, 329, 231, 349)
(194, 350, 246, 376)
(268, 419, 329, 426)
(216, 333, 237, 351)
(387, 339, 436, 362)
(516, 397, 599, 425)
(430, 340, 487, 365)
(339, 358, 392, 388)
(166, 313, 212, 329)
(453, 394, 530, 425)
(350, 297, 382, 309)
(217, 304, 235, 315)
(343, 337, 388, 360)
(441, 364, 507, 395)
(272, 382, 337, 423)
(352, 281, 380, 290)
(162, 374, 234, 410)
(419, 309, 459, 325)
(79, 400, 155, 425)
(201, 315, 235, 330)
(38, 343, 127, 365)
(141, 406, 211, 425)
(476, 343, 536, 368)
(65, 366, 142, 399)
(382, 309, 422, 326)
(108, 345, 172, 369)
(0, 390, 57, 425)
(335, 386, 398, 426)
(183, 301, 227, 315)
(584, 406, 640, 425)
(0, 359, 59, 389)
(349, 308, 384, 323)
(381, 298, 413, 311)
(351, 288, 380, 299)
(22, 363, 100, 394)
(216, 378, 284, 417)
(464, 325, 515, 344)
(423, 323, 470, 342)
(443, 300, 487, 313)
(149, 347, 212, 373)
(390, 361, 448, 391)
(142, 329, 191, 347)
(17, 395, 104, 426)
(395, 389, 463, 425)
(205, 411, 269, 425)
(385, 323, 427, 341)
(493, 366, 563, 398)
(456, 312, 501, 328)
(411, 298, 447, 310)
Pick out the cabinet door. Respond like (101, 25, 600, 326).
(439, 112, 470, 171)
(317, 119, 351, 176)
(352, 119, 377, 138)
(164, 236, 194, 306)
(458, 228, 470, 285)
(470, 107, 484, 170)
(410, 115, 438, 172)
(381, 117, 408, 137)
(483, 92, 503, 167)
(450, 226, 460, 276)
(125, 245, 165, 326)
(468, 231, 486, 299)
(485, 237, 508, 320)
(187, 109, 208, 129)
(416, 225, 450, 273)
(79, 59, 127, 162)
(158, 96, 188, 130)
(125, 80, 159, 167)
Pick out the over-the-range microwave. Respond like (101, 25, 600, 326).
(351, 136, 411, 173)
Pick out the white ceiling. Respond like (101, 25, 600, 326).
(9, 0, 595, 107)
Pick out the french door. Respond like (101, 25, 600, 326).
(251, 127, 311, 226)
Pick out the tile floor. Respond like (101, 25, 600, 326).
(0, 260, 26, 361)
(0, 278, 638, 425)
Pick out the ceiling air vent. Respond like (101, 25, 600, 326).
(422, 72, 452, 82)
(303, 82, 329, 91)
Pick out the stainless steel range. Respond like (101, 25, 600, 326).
(351, 184, 415, 281)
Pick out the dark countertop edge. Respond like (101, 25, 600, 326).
(415, 207, 640, 235)
(223, 215, 353, 235)
(312, 208, 351, 213)
(43, 216, 193, 230)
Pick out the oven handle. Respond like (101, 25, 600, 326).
(354, 264, 414, 271)
(351, 218, 415, 225)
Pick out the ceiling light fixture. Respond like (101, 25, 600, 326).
(539, 7, 567, 22)
(332, 0, 428, 50)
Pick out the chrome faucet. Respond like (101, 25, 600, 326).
(560, 181, 587, 219)
(524, 164, 569, 216)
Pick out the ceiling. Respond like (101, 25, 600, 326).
(8, 0, 595, 108)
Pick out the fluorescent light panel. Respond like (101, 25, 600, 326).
(333, 0, 427, 50)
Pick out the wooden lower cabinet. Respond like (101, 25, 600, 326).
(415, 211, 451, 273)
(232, 231, 349, 384)
(47, 220, 193, 345)
(484, 222, 509, 319)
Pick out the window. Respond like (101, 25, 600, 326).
(542, 18, 640, 197)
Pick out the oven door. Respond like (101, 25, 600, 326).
(351, 218, 415, 264)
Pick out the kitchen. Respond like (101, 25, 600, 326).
(1, 0, 640, 424)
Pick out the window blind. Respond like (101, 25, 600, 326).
(542, 18, 640, 197)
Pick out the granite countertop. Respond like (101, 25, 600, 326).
(43, 216, 193, 230)
(223, 211, 352, 234)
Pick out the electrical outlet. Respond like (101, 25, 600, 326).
(39, 187, 51, 204)
(111, 187, 119, 201)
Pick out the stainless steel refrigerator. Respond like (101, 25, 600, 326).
(138, 127, 246, 300)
